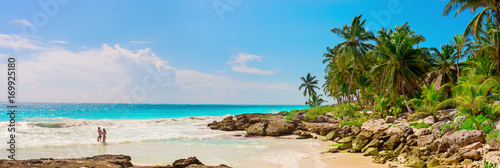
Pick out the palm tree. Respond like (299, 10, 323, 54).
(437, 71, 500, 116)
(371, 23, 430, 113)
(450, 34, 471, 80)
(443, 0, 500, 74)
(305, 93, 327, 108)
(408, 82, 451, 119)
(355, 73, 373, 105)
(330, 15, 376, 103)
(299, 73, 320, 98)
(429, 44, 458, 85)
(322, 47, 337, 73)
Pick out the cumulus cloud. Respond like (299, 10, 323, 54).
(227, 53, 275, 75)
(130, 41, 155, 44)
(0, 34, 303, 104)
(11, 19, 34, 26)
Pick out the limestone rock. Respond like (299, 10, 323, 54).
(362, 119, 390, 133)
(245, 122, 266, 135)
(338, 143, 352, 150)
(494, 120, 500, 131)
(463, 150, 481, 160)
(317, 115, 328, 122)
(325, 130, 339, 140)
(352, 131, 372, 151)
(361, 139, 381, 153)
(440, 130, 485, 148)
(414, 128, 431, 137)
(172, 157, 203, 168)
(337, 136, 354, 143)
(443, 153, 464, 165)
(386, 126, 403, 136)
(265, 120, 295, 136)
(424, 116, 435, 125)
(363, 147, 378, 156)
(382, 135, 401, 150)
(417, 135, 435, 146)
(385, 116, 395, 123)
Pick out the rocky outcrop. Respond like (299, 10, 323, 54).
(209, 113, 296, 136)
(209, 111, 497, 167)
(440, 130, 486, 148)
(0, 155, 231, 168)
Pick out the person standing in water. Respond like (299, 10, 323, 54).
(97, 127, 102, 142)
(102, 128, 107, 144)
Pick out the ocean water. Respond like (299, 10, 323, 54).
(0, 103, 306, 121)
(0, 103, 306, 149)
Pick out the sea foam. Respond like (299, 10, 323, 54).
(0, 116, 241, 149)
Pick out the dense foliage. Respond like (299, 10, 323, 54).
(297, 1, 500, 137)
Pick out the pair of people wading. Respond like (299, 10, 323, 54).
(97, 127, 107, 144)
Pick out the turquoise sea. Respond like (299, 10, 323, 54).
(0, 102, 307, 121)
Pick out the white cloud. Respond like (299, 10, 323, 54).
(0, 34, 43, 50)
(49, 40, 68, 44)
(0, 34, 304, 104)
(11, 19, 34, 26)
(130, 41, 155, 44)
(227, 53, 275, 75)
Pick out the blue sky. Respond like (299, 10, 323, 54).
(0, 0, 475, 104)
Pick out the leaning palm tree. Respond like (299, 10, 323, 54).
(429, 44, 458, 85)
(450, 34, 471, 80)
(299, 73, 320, 98)
(371, 22, 430, 113)
(330, 15, 376, 103)
(437, 71, 500, 116)
(443, 0, 500, 74)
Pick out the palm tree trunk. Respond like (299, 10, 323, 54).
(456, 53, 460, 82)
(379, 68, 386, 97)
(400, 81, 413, 114)
(348, 57, 356, 103)
(496, 14, 500, 75)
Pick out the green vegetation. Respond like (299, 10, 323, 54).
(291, 3, 500, 134)
(409, 121, 432, 129)
(484, 159, 498, 168)
(486, 130, 500, 142)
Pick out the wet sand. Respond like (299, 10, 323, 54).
(17, 134, 394, 168)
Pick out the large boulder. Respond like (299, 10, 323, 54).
(245, 122, 266, 135)
(265, 120, 295, 136)
(361, 139, 381, 153)
(361, 119, 390, 133)
(386, 126, 403, 136)
(352, 131, 372, 151)
(382, 135, 402, 150)
(440, 130, 486, 148)
(417, 135, 435, 146)
(208, 116, 236, 131)
(172, 157, 203, 168)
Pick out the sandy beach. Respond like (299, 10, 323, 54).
(15, 133, 390, 168)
